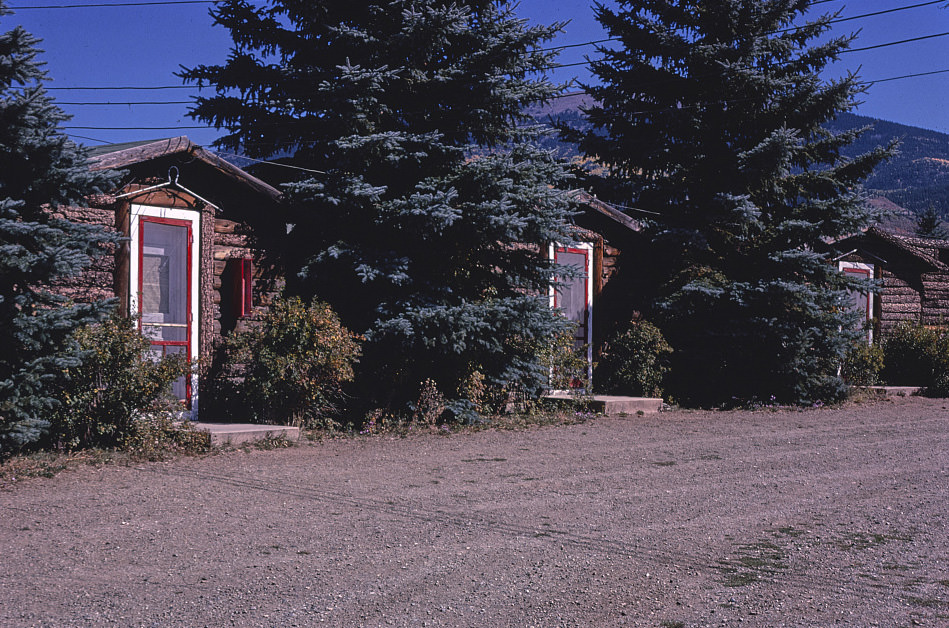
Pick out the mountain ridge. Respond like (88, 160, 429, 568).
(533, 93, 949, 220)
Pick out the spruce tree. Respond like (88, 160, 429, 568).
(0, 3, 118, 453)
(575, 0, 894, 405)
(182, 1, 576, 413)
(915, 204, 947, 239)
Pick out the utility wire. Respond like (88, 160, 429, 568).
(553, 26, 949, 69)
(51, 49, 949, 111)
(808, 0, 945, 24)
(843, 30, 949, 53)
(867, 67, 949, 84)
(66, 132, 112, 144)
(607, 203, 662, 216)
(534, 0, 947, 54)
(9, 1, 211, 8)
(61, 60, 949, 129)
(64, 124, 210, 129)
(10, 0, 842, 8)
(38, 1, 949, 92)
(47, 85, 193, 91)
(209, 149, 328, 175)
(57, 101, 191, 105)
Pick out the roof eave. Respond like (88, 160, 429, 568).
(88, 136, 282, 202)
(568, 189, 642, 233)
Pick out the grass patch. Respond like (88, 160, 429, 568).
(224, 434, 294, 452)
(832, 531, 911, 551)
(774, 526, 806, 538)
(1, 416, 214, 486)
(716, 539, 788, 587)
(349, 406, 599, 439)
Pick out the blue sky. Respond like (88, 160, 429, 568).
(5, 0, 949, 148)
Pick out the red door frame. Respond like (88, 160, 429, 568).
(138, 215, 193, 403)
(843, 266, 872, 320)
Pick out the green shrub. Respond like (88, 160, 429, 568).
(595, 319, 673, 398)
(841, 342, 884, 386)
(542, 326, 591, 393)
(880, 322, 949, 396)
(880, 323, 938, 386)
(49, 315, 190, 451)
(221, 296, 361, 428)
(121, 413, 210, 461)
(444, 324, 590, 420)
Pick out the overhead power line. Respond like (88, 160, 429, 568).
(57, 101, 191, 105)
(60, 61, 948, 129)
(52, 61, 949, 106)
(210, 150, 328, 175)
(843, 30, 949, 53)
(9, 1, 211, 8)
(539, 0, 947, 55)
(557, 29, 949, 69)
(9, 0, 841, 8)
(47, 85, 194, 91)
(64, 124, 210, 129)
(816, 0, 946, 24)
(37, 1, 949, 91)
(65, 132, 112, 144)
(868, 67, 949, 84)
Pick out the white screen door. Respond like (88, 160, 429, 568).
(136, 214, 195, 405)
(552, 244, 594, 387)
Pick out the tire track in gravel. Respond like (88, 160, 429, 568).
(132, 459, 943, 612)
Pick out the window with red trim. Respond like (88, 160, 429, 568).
(226, 257, 253, 318)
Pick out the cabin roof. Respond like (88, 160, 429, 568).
(88, 136, 281, 202)
(837, 226, 949, 271)
(569, 190, 642, 233)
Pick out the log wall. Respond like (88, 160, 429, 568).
(53, 200, 118, 304)
(921, 271, 949, 327)
(210, 217, 282, 344)
(876, 266, 949, 333)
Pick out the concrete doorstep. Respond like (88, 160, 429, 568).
(192, 422, 300, 447)
(544, 392, 663, 416)
(852, 385, 922, 398)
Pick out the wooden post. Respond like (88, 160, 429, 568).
(114, 199, 131, 318)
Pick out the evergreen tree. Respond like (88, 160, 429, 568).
(0, 3, 118, 453)
(574, 0, 894, 405)
(915, 203, 947, 239)
(182, 1, 576, 413)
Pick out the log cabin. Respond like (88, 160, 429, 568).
(59, 137, 646, 415)
(833, 226, 949, 340)
(58, 137, 282, 418)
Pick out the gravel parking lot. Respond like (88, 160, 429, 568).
(2, 396, 948, 627)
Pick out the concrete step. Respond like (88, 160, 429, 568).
(853, 385, 922, 398)
(545, 393, 663, 416)
(192, 422, 300, 447)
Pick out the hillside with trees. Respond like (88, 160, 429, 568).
(535, 95, 949, 218)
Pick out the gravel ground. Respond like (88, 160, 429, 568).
(2, 397, 949, 628)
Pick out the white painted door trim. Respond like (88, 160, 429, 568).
(550, 242, 594, 387)
(129, 203, 201, 417)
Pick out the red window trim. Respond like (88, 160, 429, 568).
(227, 257, 254, 319)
